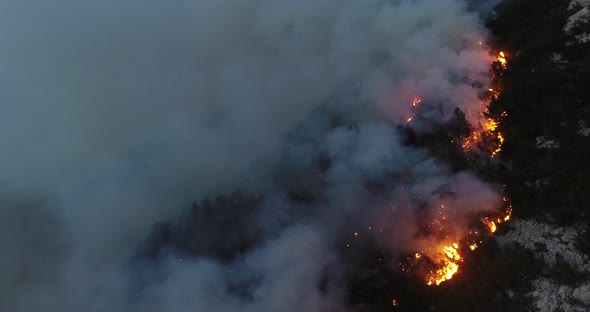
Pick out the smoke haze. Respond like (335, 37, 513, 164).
(0, 0, 503, 311)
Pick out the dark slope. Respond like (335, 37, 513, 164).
(487, 0, 590, 224)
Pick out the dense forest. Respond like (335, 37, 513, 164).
(488, 0, 590, 226)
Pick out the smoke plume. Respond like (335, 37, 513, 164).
(0, 0, 503, 311)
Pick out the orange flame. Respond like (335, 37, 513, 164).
(460, 51, 509, 157)
(397, 44, 513, 287)
(400, 198, 513, 286)
(404, 97, 422, 125)
(425, 243, 461, 286)
(504, 206, 512, 222)
(412, 97, 421, 107)
(486, 220, 497, 233)
(497, 51, 507, 68)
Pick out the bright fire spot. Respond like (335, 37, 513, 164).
(354, 232, 359, 237)
(392, 299, 399, 307)
(484, 219, 497, 233)
(426, 243, 461, 286)
(402, 197, 513, 286)
(497, 51, 507, 68)
(499, 198, 513, 222)
(404, 97, 421, 124)
(491, 133, 505, 157)
(504, 206, 513, 222)
(486, 120, 498, 132)
(412, 97, 421, 107)
(444, 245, 461, 261)
(463, 115, 506, 156)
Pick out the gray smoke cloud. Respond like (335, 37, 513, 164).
(0, 0, 503, 311)
(467, 0, 502, 17)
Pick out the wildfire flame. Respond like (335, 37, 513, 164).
(405, 97, 422, 124)
(504, 206, 512, 222)
(399, 48, 513, 286)
(484, 219, 497, 233)
(424, 243, 461, 286)
(460, 51, 509, 158)
(403, 201, 512, 286)
(497, 51, 507, 69)
(405, 51, 508, 158)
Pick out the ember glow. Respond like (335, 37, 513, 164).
(400, 48, 513, 286)
(460, 51, 509, 157)
(484, 218, 497, 233)
(425, 243, 461, 286)
(497, 51, 507, 69)
(404, 51, 509, 158)
(461, 107, 506, 157)
(402, 200, 512, 286)
(405, 97, 422, 124)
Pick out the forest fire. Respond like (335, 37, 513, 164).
(405, 97, 422, 124)
(399, 200, 513, 286)
(404, 51, 508, 158)
(419, 243, 462, 286)
(426, 253, 459, 285)
(484, 219, 497, 233)
(460, 51, 509, 157)
(400, 49, 512, 286)
(461, 107, 506, 157)
(497, 51, 507, 68)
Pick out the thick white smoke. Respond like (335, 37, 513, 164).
(0, 0, 501, 311)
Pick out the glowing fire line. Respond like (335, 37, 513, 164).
(405, 97, 422, 124)
(399, 49, 512, 287)
(460, 51, 509, 158)
(401, 199, 512, 287)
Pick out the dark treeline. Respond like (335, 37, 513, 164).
(487, 0, 590, 226)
